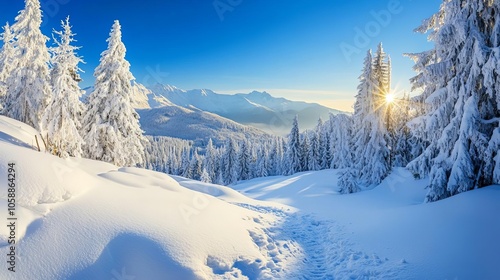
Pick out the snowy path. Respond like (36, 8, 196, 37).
(236, 203, 405, 280)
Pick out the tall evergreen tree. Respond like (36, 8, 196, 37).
(41, 17, 85, 158)
(188, 150, 203, 181)
(358, 44, 391, 186)
(339, 45, 392, 192)
(407, 0, 500, 201)
(300, 134, 310, 172)
(392, 92, 412, 167)
(0, 23, 15, 108)
(238, 140, 251, 181)
(319, 121, 332, 169)
(221, 139, 238, 185)
(203, 138, 217, 182)
(200, 168, 211, 183)
(330, 114, 353, 169)
(285, 116, 302, 175)
(82, 21, 145, 166)
(3, 0, 51, 130)
(255, 145, 269, 178)
(307, 125, 321, 171)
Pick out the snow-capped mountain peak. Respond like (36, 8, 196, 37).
(146, 83, 345, 135)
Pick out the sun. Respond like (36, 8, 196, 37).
(385, 93, 395, 104)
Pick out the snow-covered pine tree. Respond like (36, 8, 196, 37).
(407, 0, 500, 201)
(82, 20, 145, 166)
(255, 144, 269, 178)
(338, 50, 374, 194)
(221, 139, 239, 185)
(203, 138, 217, 182)
(330, 114, 353, 169)
(300, 133, 310, 172)
(180, 147, 191, 176)
(373, 43, 391, 104)
(41, 17, 85, 158)
(188, 150, 203, 181)
(307, 122, 321, 171)
(200, 168, 211, 183)
(268, 137, 283, 176)
(357, 43, 391, 186)
(319, 121, 332, 169)
(351, 50, 374, 181)
(285, 115, 302, 175)
(338, 168, 360, 194)
(3, 0, 51, 130)
(339, 46, 391, 192)
(237, 139, 251, 181)
(0, 23, 15, 108)
(392, 92, 412, 167)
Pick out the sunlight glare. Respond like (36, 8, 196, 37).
(385, 93, 395, 104)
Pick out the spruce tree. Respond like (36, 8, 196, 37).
(3, 0, 51, 130)
(82, 21, 145, 166)
(203, 138, 217, 182)
(221, 139, 238, 185)
(407, 0, 500, 201)
(41, 17, 85, 158)
(330, 114, 353, 169)
(339, 46, 392, 192)
(285, 116, 301, 175)
(300, 134, 310, 172)
(238, 140, 251, 181)
(200, 168, 211, 183)
(308, 123, 321, 171)
(0, 23, 15, 108)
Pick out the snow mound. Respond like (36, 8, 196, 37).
(0, 117, 498, 279)
(0, 117, 293, 279)
(0, 116, 44, 151)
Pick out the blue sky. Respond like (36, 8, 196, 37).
(1, 0, 442, 111)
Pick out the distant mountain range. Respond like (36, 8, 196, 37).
(84, 83, 346, 144)
(148, 84, 344, 135)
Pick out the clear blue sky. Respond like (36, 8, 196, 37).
(1, 0, 442, 111)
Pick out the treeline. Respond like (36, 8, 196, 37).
(0, 1, 145, 166)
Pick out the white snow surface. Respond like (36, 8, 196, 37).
(0, 117, 499, 279)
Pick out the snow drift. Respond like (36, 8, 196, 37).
(0, 116, 499, 279)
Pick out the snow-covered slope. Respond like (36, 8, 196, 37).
(0, 117, 291, 280)
(149, 84, 345, 135)
(85, 82, 174, 109)
(137, 105, 271, 146)
(85, 82, 271, 145)
(233, 169, 500, 279)
(86, 82, 343, 136)
(0, 116, 46, 152)
(1, 117, 498, 279)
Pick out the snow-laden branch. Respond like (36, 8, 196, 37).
(480, 117, 500, 124)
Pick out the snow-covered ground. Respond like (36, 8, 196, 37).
(0, 116, 499, 279)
